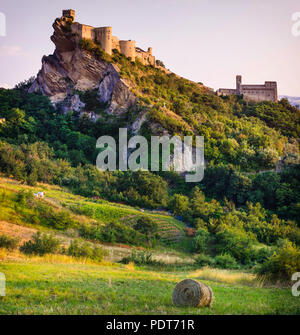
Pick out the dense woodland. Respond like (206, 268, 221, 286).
(0, 51, 300, 281)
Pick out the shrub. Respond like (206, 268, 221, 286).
(195, 254, 214, 267)
(133, 217, 158, 237)
(27, 168, 38, 186)
(156, 60, 165, 68)
(252, 246, 274, 264)
(121, 250, 159, 266)
(78, 38, 112, 62)
(78, 89, 107, 111)
(98, 221, 147, 246)
(119, 171, 168, 209)
(20, 232, 60, 256)
(255, 240, 300, 282)
(36, 203, 77, 230)
(214, 253, 238, 269)
(67, 239, 107, 261)
(169, 194, 189, 216)
(69, 204, 96, 218)
(0, 234, 19, 251)
(48, 211, 76, 230)
(16, 190, 34, 207)
(192, 228, 210, 253)
(215, 225, 256, 264)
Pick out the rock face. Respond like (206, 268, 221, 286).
(69, 94, 85, 113)
(97, 64, 136, 114)
(98, 64, 120, 104)
(29, 19, 136, 115)
(131, 112, 148, 134)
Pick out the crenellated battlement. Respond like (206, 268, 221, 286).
(62, 9, 156, 66)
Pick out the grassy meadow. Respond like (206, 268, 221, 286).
(0, 176, 299, 315)
(0, 259, 299, 315)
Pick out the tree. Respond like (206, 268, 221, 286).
(258, 148, 279, 168)
(169, 194, 189, 216)
(156, 60, 165, 68)
(27, 168, 38, 186)
(134, 217, 158, 237)
(193, 228, 210, 253)
(190, 186, 223, 223)
(215, 224, 256, 264)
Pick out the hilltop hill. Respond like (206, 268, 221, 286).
(26, 14, 299, 168)
(0, 12, 300, 285)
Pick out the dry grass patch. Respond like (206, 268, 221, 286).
(0, 221, 37, 245)
(0, 248, 7, 260)
(189, 267, 264, 287)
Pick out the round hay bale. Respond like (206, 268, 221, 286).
(172, 279, 213, 308)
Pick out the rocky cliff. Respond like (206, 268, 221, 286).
(29, 19, 136, 116)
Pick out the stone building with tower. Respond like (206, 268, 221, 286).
(217, 75, 278, 102)
(61, 9, 156, 67)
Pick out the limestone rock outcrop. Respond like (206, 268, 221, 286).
(29, 19, 136, 115)
(98, 64, 120, 105)
(97, 64, 136, 115)
(131, 112, 148, 134)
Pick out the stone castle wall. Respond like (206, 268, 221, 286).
(119, 40, 136, 60)
(217, 76, 278, 102)
(63, 10, 155, 66)
(112, 36, 121, 52)
(94, 27, 112, 55)
(136, 47, 156, 67)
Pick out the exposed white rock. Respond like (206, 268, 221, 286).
(70, 94, 85, 112)
(131, 112, 148, 134)
(98, 65, 136, 115)
(98, 64, 120, 104)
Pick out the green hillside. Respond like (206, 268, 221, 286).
(0, 43, 300, 287)
(0, 177, 188, 255)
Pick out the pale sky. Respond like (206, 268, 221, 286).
(0, 0, 300, 95)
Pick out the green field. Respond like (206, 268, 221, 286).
(0, 260, 299, 315)
(0, 176, 299, 315)
(0, 177, 186, 248)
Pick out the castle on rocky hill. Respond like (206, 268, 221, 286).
(62, 9, 156, 67)
(217, 75, 278, 102)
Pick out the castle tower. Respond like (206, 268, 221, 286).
(119, 40, 136, 60)
(148, 47, 153, 55)
(265, 81, 278, 102)
(236, 75, 242, 95)
(94, 27, 113, 55)
(62, 9, 75, 22)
